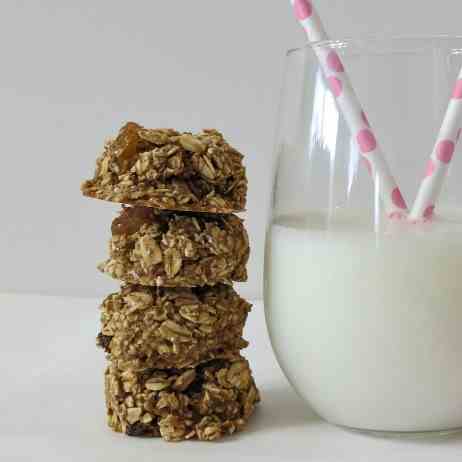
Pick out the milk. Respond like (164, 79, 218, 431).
(265, 208, 462, 432)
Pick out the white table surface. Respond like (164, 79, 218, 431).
(1, 293, 462, 461)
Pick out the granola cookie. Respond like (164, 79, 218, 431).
(81, 122, 247, 213)
(105, 356, 260, 441)
(99, 207, 249, 287)
(97, 284, 251, 370)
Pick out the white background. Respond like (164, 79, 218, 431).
(2, 0, 462, 299)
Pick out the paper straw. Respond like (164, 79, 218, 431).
(290, 0, 408, 218)
(409, 67, 462, 221)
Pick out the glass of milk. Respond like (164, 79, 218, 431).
(265, 36, 462, 435)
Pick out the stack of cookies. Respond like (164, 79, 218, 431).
(81, 122, 259, 442)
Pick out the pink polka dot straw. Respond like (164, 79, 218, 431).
(409, 68, 462, 221)
(290, 0, 408, 218)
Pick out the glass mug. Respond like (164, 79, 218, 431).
(264, 36, 462, 435)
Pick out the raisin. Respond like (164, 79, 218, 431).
(185, 374, 204, 395)
(114, 122, 152, 172)
(126, 422, 149, 437)
(96, 333, 112, 351)
(111, 207, 154, 235)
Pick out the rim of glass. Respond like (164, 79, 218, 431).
(287, 34, 462, 56)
